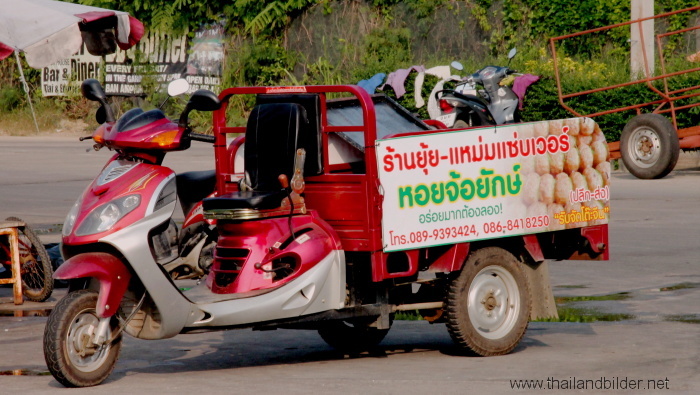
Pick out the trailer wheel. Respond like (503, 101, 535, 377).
(318, 319, 390, 353)
(620, 113, 679, 179)
(445, 247, 530, 356)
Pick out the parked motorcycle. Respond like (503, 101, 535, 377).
(435, 48, 520, 128)
(44, 83, 609, 388)
(65, 78, 218, 280)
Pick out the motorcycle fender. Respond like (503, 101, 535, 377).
(54, 252, 131, 318)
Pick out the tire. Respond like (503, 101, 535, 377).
(43, 290, 122, 387)
(453, 119, 470, 129)
(197, 230, 218, 274)
(620, 113, 680, 179)
(445, 247, 530, 356)
(318, 318, 390, 353)
(5, 217, 53, 302)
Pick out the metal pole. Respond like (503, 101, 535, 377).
(14, 52, 40, 134)
(631, 0, 655, 80)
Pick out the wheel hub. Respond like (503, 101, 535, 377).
(468, 266, 521, 340)
(630, 127, 661, 167)
(482, 292, 500, 312)
(66, 310, 112, 372)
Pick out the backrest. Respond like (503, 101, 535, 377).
(244, 103, 303, 191)
(255, 93, 323, 176)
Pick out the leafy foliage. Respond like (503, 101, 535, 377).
(498, 0, 630, 56)
(4, 0, 700, 140)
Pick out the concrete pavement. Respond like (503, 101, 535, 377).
(1, 135, 699, 393)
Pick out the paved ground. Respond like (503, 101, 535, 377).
(1, 136, 699, 393)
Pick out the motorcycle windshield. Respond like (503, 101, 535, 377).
(114, 108, 167, 133)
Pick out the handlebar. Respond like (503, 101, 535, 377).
(189, 132, 215, 143)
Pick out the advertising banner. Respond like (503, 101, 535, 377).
(41, 23, 224, 97)
(41, 47, 101, 96)
(376, 118, 611, 252)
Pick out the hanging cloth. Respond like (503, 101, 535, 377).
(512, 74, 540, 110)
(414, 65, 452, 108)
(357, 72, 386, 94)
(379, 65, 425, 98)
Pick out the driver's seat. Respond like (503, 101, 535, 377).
(202, 102, 309, 218)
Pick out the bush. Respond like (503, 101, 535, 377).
(0, 87, 22, 112)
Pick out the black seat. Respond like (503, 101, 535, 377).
(176, 170, 216, 216)
(254, 93, 322, 176)
(203, 102, 306, 211)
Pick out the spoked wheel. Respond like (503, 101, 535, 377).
(445, 247, 530, 356)
(318, 318, 391, 353)
(44, 290, 122, 387)
(5, 217, 53, 302)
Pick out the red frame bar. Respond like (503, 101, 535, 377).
(211, 85, 398, 280)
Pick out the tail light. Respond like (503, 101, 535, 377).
(439, 99, 454, 113)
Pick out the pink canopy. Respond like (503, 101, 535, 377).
(0, 0, 144, 68)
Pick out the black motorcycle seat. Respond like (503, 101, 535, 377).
(202, 190, 289, 211)
(176, 170, 216, 215)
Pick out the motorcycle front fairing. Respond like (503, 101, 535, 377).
(59, 159, 197, 339)
(61, 160, 178, 247)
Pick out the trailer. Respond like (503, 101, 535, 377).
(550, 5, 700, 179)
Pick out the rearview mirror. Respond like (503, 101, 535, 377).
(450, 61, 464, 71)
(188, 90, 222, 112)
(81, 79, 115, 123)
(508, 48, 517, 59)
(178, 90, 222, 129)
(167, 78, 190, 97)
(81, 79, 107, 102)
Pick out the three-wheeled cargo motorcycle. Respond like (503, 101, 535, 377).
(44, 83, 610, 387)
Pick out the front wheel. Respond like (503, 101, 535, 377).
(445, 247, 530, 356)
(43, 290, 122, 387)
(620, 113, 679, 179)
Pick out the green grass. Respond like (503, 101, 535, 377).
(660, 283, 699, 292)
(535, 291, 635, 323)
(555, 292, 631, 304)
(394, 310, 423, 321)
(664, 314, 700, 324)
(536, 306, 634, 323)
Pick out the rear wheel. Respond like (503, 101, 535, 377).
(318, 319, 390, 353)
(453, 119, 470, 129)
(445, 247, 530, 356)
(5, 217, 53, 302)
(620, 113, 679, 179)
(44, 290, 122, 387)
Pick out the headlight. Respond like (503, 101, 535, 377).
(75, 194, 141, 236)
(62, 199, 81, 237)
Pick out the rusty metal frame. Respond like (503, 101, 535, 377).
(549, 5, 700, 150)
(0, 226, 24, 305)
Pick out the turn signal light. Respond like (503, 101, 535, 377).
(148, 130, 179, 147)
(93, 125, 106, 144)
